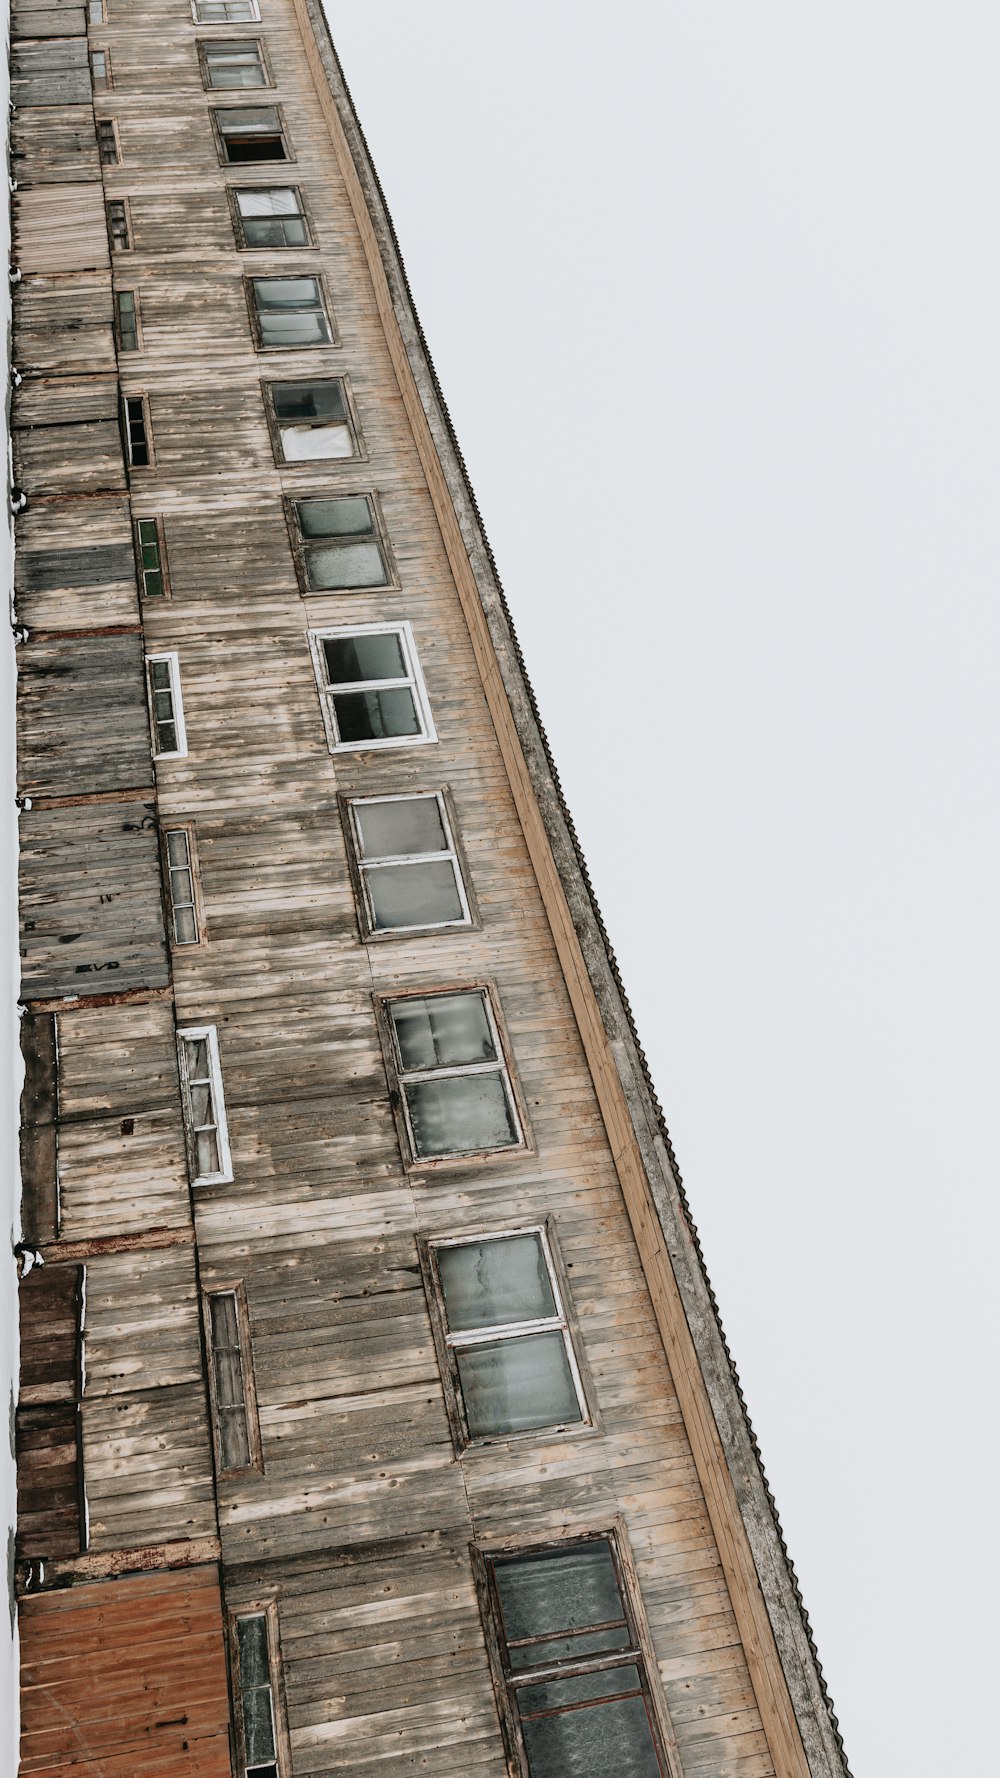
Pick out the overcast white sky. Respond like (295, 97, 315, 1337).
(326, 5, 999, 1773)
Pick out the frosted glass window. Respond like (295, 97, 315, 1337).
(271, 379, 354, 460)
(236, 187, 308, 247)
(252, 276, 332, 348)
(311, 623, 435, 752)
(387, 989, 521, 1160)
(295, 495, 388, 590)
(350, 793, 470, 933)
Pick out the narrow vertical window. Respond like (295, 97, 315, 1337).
(90, 48, 110, 89)
(88, 0, 107, 21)
(233, 187, 308, 248)
(309, 624, 436, 752)
(293, 495, 389, 591)
(164, 826, 201, 944)
(347, 792, 471, 934)
(267, 378, 357, 462)
(207, 1288, 259, 1472)
(250, 276, 332, 348)
(382, 987, 524, 1161)
(106, 198, 130, 250)
(115, 289, 139, 351)
(178, 1025, 233, 1184)
(122, 394, 150, 465)
(134, 515, 168, 596)
(202, 39, 267, 88)
(145, 651, 188, 757)
(96, 118, 120, 164)
(233, 1610, 284, 1778)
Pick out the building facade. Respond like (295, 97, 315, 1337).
(11, 4, 850, 1777)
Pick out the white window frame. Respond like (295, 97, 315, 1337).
(426, 1224, 590, 1446)
(347, 791, 472, 936)
(177, 1024, 233, 1185)
(192, 0, 261, 19)
(383, 985, 524, 1163)
(145, 651, 188, 759)
(308, 622, 436, 754)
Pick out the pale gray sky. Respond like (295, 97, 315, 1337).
(326, 5, 1000, 1773)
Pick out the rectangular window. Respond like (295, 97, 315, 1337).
(90, 48, 110, 89)
(266, 378, 357, 462)
(424, 1227, 587, 1443)
(178, 1025, 233, 1185)
(232, 187, 309, 248)
(88, 0, 106, 21)
(477, 1532, 675, 1778)
(232, 1608, 284, 1778)
(107, 198, 130, 251)
(310, 623, 435, 753)
(347, 792, 471, 935)
(206, 1287, 259, 1472)
(194, 0, 260, 19)
(115, 289, 139, 351)
(250, 276, 333, 349)
(216, 106, 287, 163)
(202, 39, 267, 88)
(293, 495, 389, 591)
(96, 118, 119, 164)
(145, 651, 188, 758)
(383, 986, 523, 1161)
(122, 394, 150, 465)
(134, 515, 168, 597)
(164, 826, 201, 944)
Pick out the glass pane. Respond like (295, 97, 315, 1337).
(185, 1038, 210, 1078)
(171, 868, 194, 906)
(510, 1627, 633, 1672)
(495, 1542, 625, 1649)
(331, 688, 420, 743)
(243, 214, 309, 246)
(220, 106, 279, 133)
(149, 660, 171, 691)
(391, 992, 495, 1071)
(196, 1129, 221, 1176)
(323, 632, 405, 685)
(297, 496, 373, 538)
(254, 276, 321, 309)
(208, 61, 266, 88)
(518, 1664, 643, 1716)
(355, 796, 446, 860)
(166, 830, 190, 867)
(219, 1405, 251, 1470)
(210, 1292, 240, 1350)
(260, 309, 329, 347)
(174, 905, 198, 944)
(156, 720, 178, 753)
(521, 1693, 661, 1778)
(141, 544, 161, 569)
(214, 1344, 244, 1410)
(272, 379, 345, 422)
(237, 1615, 270, 1690)
(438, 1233, 555, 1330)
(153, 690, 175, 722)
(456, 1332, 582, 1437)
(367, 860, 463, 931)
(280, 421, 353, 460)
(190, 1083, 214, 1126)
(404, 1072, 516, 1158)
(238, 188, 299, 216)
(306, 540, 386, 589)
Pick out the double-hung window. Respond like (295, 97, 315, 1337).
(292, 495, 389, 591)
(193, 0, 260, 18)
(310, 623, 434, 752)
(477, 1532, 676, 1778)
(382, 987, 523, 1161)
(202, 39, 267, 88)
(347, 792, 471, 934)
(145, 652, 187, 758)
(215, 106, 286, 163)
(232, 1607, 285, 1778)
(424, 1226, 587, 1442)
(178, 1025, 233, 1185)
(163, 826, 201, 944)
(249, 276, 332, 349)
(266, 378, 357, 462)
(233, 187, 308, 248)
(206, 1287, 259, 1472)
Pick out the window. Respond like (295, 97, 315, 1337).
(194, 0, 260, 19)
(476, 1532, 676, 1778)
(232, 1608, 286, 1778)
(115, 289, 139, 351)
(96, 118, 119, 164)
(423, 1226, 587, 1444)
(205, 1287, 260, 1472)
(178, 1025, 233, 1185)
(346, 792, 471, 935)
(266, 378, 357, 462)
(106, 198, 130, 251)
(249, 276, 333, 349)
(122, 394, 150, 465)
(88, 0, 106, 21)
(201, 39, 267, 88)
(215, 106, 287, 163)
(90, 48, 110, 88)
(232, 187, 309, 248)
(163, 826, 201, 943)
(292, 495, 389, 591)
(381, 986, 523, 1161)
(134, 515, 168, 596)
(310, 623, 435, 752)
(145, 651, 187, 758)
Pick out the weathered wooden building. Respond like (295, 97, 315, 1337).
(10, 5, 851, 1776)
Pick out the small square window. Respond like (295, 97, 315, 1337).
(232, 186, 309, 249)
(145, 651, 187, 758)
(249, 276, 333, 350)
(122, 393, 151, 466)
(163, 824, 202, 944)
(96, 118, 119, 164)
(134, 515, 168, 597)
(215, 105, 287, 163)
(381, 986, 525, 1162)
(115, 289, 140, 352)
(201, 39, 267, 89)
(346, 792, 472, 935)
(193, 0, 260, 19)
(178, 1025, 233, 1184)
(106, 197, 131, 252)
(291, 495, 389, 591)
(90, 48, 111, 89)
(309, 622, 435, 753)
(265, 378, 358, 463)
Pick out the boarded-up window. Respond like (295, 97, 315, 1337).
(206, 1287, 260, 1473)
(15, 1265, 85, 1559)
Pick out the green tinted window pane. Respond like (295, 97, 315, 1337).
(219, 1405, 251, 1470)
(518, 1665, 643, 1717)
(404, 1072, 516, 1157)
(141, 543, 160, 568)
(332, 688, 419, 743)
(355, 796, 446, 860)
(456, 1332, 581, 1437)
(297, 496, 373, 538)
(137, 519, 158, 545)
(438, 1233, 554, 1330)
(391, 992, 495, 1071)
(521, 1693, 661, 1778)
(495, 1542, 625, 1647)
(366, 860, 463, 930)
(306, 540, 386, 589)
(149, 660, 171, 691)
(323, 632, 405, 684)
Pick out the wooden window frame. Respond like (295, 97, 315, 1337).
(114, 287, 141, 352)
(244, 271, 337, 353)
(88, 0, 107, 23)
(203, 1282, 262, 1476)
(341, 787, 477, 941)
(228, 183, 313, 251)
(472, 1521, 681, 1778)
(308, 621, 436, 755)
(228, 1600, 291, 1778)
(212, 104, 293, 166)
(375, 980, 530, 1170)
(177, 1024, 234, 1185)
(198, 36, 272, 92)
(90, 46, 111, 89)
(133, 514, 170, 598)
(96, 116, 120, 164)
(284, 490, 396, 595)
(145, 650, 187, 758)
(106, 195, 131, 252)
(419, 1218, 595, 1452)
(192, 0, 261, 22)
(262, 374, 365, 467)
(161, 821, 205, 946)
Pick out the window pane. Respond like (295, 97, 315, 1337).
(518, 1665, 643, 1716)
(213, 1343, 243, 1410)
(238, 188, 299, 216)
(456, 1332, 581, 1437)
(495, 1542, 625, 1648)
(355, 796, 447, 860)
(174, 905, 198, 944)
(220, 106, 278, 132)
(166, 830, 190, 867)
(186, 1038, 210, 1077)
(438, 1233, 555, 1330)
(323, 632, 405, 684)
(367, 860, 463, 931)
(209, 1291, 239, 1350)
(157, 721, 178, 753)
(149, 660, 170, 691)
(331, 688, 420, 743)
(306, 540, 386, 589)
(273, 380, 346, 422)
(219, 1405, 252, 1470)
(237, 1615, 270, 1690)
(237, 1617, 276, 1767)
(280, 421, 353, 459)
(243, 213, 308, 246)
(391, 992, 495, 1071)
(521, 1694, 662, 1778)
(297, 496, 373, 538)
(254, 275, 321, 309)
(196, 1128, 221, 1175)
(404, 1073, 516, 1158)
(259, 309, 330, 347)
